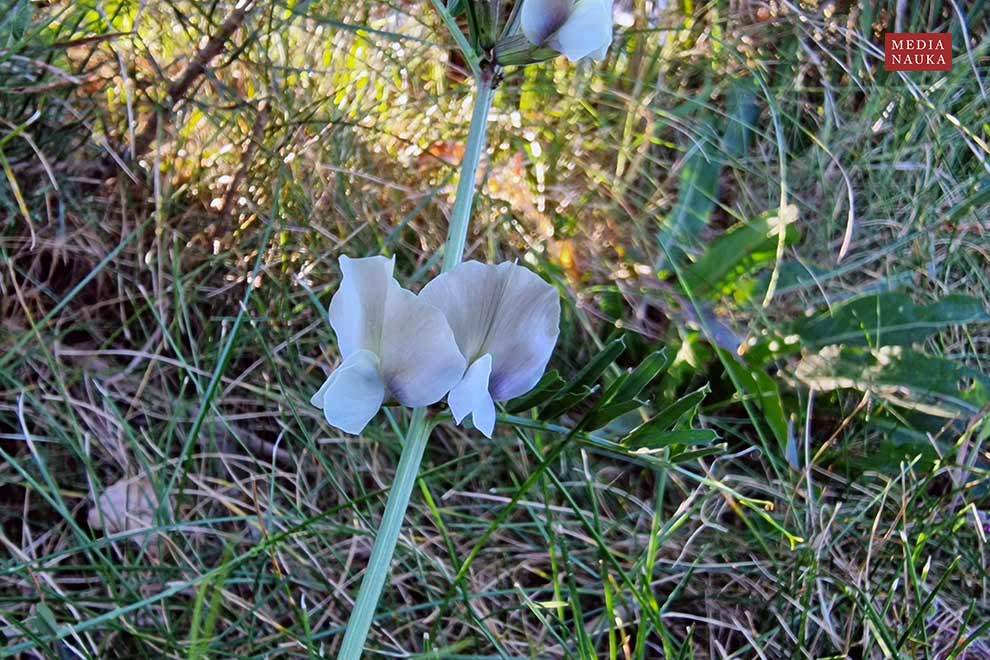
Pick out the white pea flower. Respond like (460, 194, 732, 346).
(420, 261, 560, 438)
(310, 256, 466, 434)
(521, 0, 614, 62)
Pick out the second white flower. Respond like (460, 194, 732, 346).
(420, 261, 561, 437)
(520, 0, 614, 62)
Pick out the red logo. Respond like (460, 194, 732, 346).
(885, 33, 952, 71)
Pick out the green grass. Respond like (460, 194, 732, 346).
(1, 0, 989, 657)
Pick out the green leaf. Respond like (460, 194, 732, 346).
(679, 205, 800, 299)
(539, 385, 598, 421)
(792, 293, 989, 348)
(577, 349, 672, 431)
(826, 414, 942, 473)
(947, 179, 990, 224)
(795, 346, 990, 418)
(189, 545, 236, 660)
(602, 348, 670, 405)
(567, 337, 627, 392)
(34, 602, 59, 635)
(505, 370, 566, 414)
(2, 0, 31, 44)
(748, 293, 990, 365)
(624, 429, 719, 451)
(641, 386, 707, 432)
(620, 386, 709, 446)
(718, 348, 789, 450)
(660, 140, 721, 251)
(539, 338, 626, 419)
(581, 398, 645, 431)
(669, 443, 728, 463)
(658, 80, 758, 262)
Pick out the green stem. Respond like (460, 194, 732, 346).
(338, 71, 496, 656)
(337, 408, 430, 660)
(429, 0, 482, 77)
(443, 74, 495, 272)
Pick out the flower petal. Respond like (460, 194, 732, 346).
(448, 354, 496, 438)
(419, 261, 501, 361)
(521, 0, 574, 46)
(328, 255, 395, 358)
(312, 349, 386, 434)
(380, 282, 466, 408)
(589, 42, 610, 61)
(309, 374, 333, 408)
(419, 261, 560, 402)
(553, 0, 613, 62)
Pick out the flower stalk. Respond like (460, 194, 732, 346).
(337, 69, 497, 657)
(337, 408, 430, 659)
(443, 70, 495, 273)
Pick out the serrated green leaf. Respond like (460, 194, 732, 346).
(505, 370, 567, 414)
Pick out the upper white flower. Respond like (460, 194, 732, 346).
(420, 261, 561, 438)
(310, 255, 466, 434)
(521, 0, 614, 62)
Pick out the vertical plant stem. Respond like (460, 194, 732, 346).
(338, 408, 430, 660)
(338, 71, 495, 657)
(443, 74, 495, 273)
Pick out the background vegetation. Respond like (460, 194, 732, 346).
(1, 0, 988, 656)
